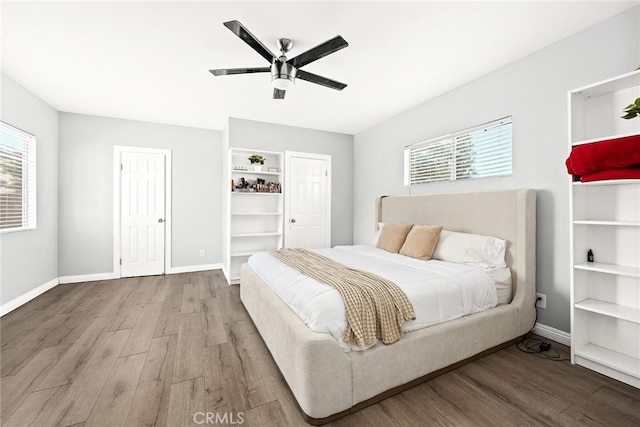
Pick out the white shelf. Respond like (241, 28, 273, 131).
(571, 132, 640, 147)
(232, 170, 282, 176)
(574, 220, 640, 227)
(232, 212, 282, 216)
(570, 71, 640, 389)
(573, 179, 640, 187)
(226, 147, 284, 285)
(230, 250, 261, 257)
(574, 262, 640, 278)
(231, 232, 281, 238)
(574, 344, 640, 379)
(231, 191, 282, 196)
(575, 298, 640, 324)
(230, 147, 282, 155)
(571, 69, 640, 98)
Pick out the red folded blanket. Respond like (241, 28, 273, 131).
(580, 166, 640, 182)
(566, 134, 640, 176)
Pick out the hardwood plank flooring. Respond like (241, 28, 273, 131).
(3, 385, 72, 427)
(120, 302, 163, 357)
(45, 329, 131, 426)
(125, 335, 177, 427)
(166, 377, 205, 427)
(85, 352, 147, 426)
(173, 312, 204, 384)
(0, 344, 69, 420)
(1, 270, 639, 426)
(34, 316, 114, 391)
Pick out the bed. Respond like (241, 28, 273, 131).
(240, 189, 536, 424)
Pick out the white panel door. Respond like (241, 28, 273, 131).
(121, 151, 165, 277)
(285, 153, 330, 249)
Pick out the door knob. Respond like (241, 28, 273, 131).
(290, 218, 296, 223)
(158, 218, 164, 223)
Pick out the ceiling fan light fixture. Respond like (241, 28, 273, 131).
(271, 60, 296, 90)
(272, 76, 295, 90)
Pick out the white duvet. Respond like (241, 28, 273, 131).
(248, 245, 498, 352)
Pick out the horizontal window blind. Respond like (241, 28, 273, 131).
(404, 117, 512, 186)
(1, 122, 36, 232)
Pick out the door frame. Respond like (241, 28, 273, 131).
(113, 146, 172, 278)
(284, 151, 332, 248)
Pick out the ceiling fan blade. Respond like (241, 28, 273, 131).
(223, 20, 276, 64)
(296, 70, 347, 91)
(289, 35, 348, 68)
(273, 88, 286, 99)
(209, 67, 270, 76)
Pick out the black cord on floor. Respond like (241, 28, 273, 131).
(516, 297, 569, 362)
(517, 335, 568, 361)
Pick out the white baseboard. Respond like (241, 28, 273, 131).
(1, 264, 226, 317)
(0, 278, 59, 316)
(58, 272, 118, 284)
(534, 322, 571, 346)
(221, 266, 230, 285)
(59, 264, 224, 282)
(168, 263, 223, 274)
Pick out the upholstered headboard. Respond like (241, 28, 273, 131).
(375, 189, 536, 310)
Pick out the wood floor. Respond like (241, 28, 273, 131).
(1, 271, 639, 427)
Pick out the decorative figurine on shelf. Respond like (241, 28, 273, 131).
(587, 249, 594, 263)
(235, 177, 250, 190)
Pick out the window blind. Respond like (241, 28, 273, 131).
(0, 122, 36, 232)
(404, 117, 512, 186)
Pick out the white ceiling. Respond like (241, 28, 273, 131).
(2, 1, 638, 135)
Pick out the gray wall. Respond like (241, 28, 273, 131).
(58, 113, 222, 276)
(228, 117, 354, 246)
(1, 73, 59, 305)
(353, 6, 640, 333)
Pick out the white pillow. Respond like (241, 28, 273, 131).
(371, 222, 385, 245)
(432, 230, 507, 267)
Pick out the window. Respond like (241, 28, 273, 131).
(0, 122, 36, 232)
(404, 117, 512, 186)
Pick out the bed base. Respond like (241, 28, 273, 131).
(240, 189, 536, 423)
(301, 336, 523, 425)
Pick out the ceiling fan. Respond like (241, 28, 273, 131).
(209, 20, 348, 99)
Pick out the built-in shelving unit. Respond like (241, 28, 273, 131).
(224, 148, 284, 284)
(569, 69, 640, 388)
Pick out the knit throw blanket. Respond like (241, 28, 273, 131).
(268, 248, 416, 348)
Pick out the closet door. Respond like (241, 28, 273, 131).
(120, 151, 166, 277)
(285, 151, 331, 249)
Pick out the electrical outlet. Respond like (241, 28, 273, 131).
(199, 249, 205, 257)
(536, 293, 546, 309)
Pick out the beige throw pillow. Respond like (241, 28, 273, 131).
(376, 223, 414, 253)
(399, 225, 443, 260)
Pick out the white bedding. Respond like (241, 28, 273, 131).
(486, 266, 512, 304)
(248, 245, 500, 352)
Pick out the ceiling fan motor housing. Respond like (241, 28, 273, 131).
(271, 58, 296, 89)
